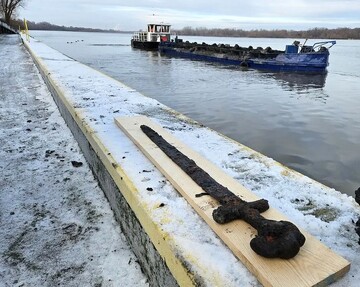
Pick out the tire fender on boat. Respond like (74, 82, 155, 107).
(240, 61, 249, 67)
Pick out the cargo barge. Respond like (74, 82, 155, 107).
(159, 40, 336, 73)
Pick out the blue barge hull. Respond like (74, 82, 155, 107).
(247, 53, 330, 73)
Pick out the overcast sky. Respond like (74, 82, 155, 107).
(19, 0, 360, 31)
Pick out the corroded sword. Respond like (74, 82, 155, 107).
(141, 125, 305, 259)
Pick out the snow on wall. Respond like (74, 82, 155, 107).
(22, 35, 360, 286)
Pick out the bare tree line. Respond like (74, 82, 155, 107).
(174, 26, 360, 39)
(9, 19, 131, 33)
(1, 0, 359, 39)
(4, 14, 360, 39)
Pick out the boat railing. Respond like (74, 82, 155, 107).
(300, 40, 336, 53)
(311, 41, 336, 52)
(132, 32, 148, 42)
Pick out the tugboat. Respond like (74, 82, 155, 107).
(131, 23, 171, 50)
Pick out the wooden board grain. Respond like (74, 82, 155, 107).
(115, 115, 350, 287)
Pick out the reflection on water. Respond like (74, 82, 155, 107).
(268, 72, 327, 90)
(263, 72, 329, 103)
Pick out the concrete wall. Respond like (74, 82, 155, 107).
(0, 20, 17, 34)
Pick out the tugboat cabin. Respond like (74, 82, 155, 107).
(131, 23, 171, 50)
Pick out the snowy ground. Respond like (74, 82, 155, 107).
(2, 32, 360, 287)
(0, 35, 148, 286)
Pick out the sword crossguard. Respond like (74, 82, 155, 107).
(213, 201, 305, 259)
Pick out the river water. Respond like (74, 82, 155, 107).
(29, 31, 360, 197)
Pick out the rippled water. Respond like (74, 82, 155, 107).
(30, 31, 360, 196)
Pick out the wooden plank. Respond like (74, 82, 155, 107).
(115, 115, 350, 287)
